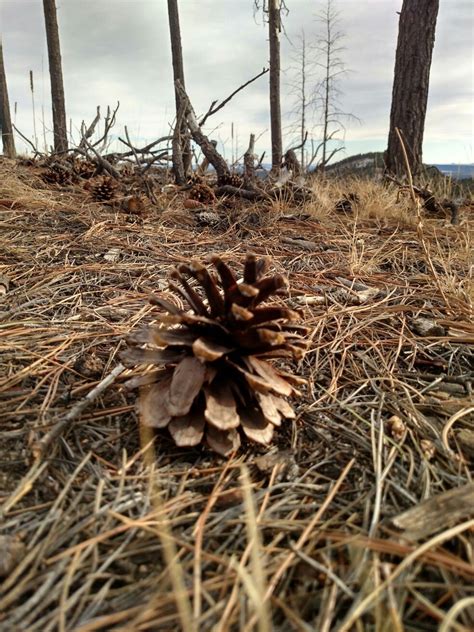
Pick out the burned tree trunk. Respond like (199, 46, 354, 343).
(167, 0, 191, 183)
(385, 0, 439, 177)
(268, 0, 282, 175)
(0, 40, 15, 158)
(43, 0, 68, 152)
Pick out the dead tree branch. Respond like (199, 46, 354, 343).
(176, 80, 230, 181)
(79, 133, 120, 179)
(243, 133, 257, 188)
(12, 124, 43, 157)
(79, 106, 101, 149)
(198, 67, 269, 127)
(92, 101, 120, 153)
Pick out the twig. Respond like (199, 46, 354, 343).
(12, 124, 43, 157)
(395, 127, 417, 207)
(33, 363, 126, 461)
(79, 106, 101, 150)
(339, 519, 474, 631)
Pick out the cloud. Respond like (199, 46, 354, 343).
(1, 0, 472, 162)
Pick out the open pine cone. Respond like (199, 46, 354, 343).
(218, 173, 244, 188)
(188, 182, 216, 205)
(122, 255, 308, 456)
(74, 159, 96, 180)
(42, 163, 72, 186)
(90, 175, 118, 201)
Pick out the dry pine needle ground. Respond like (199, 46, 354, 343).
(0, 157, 473, 631)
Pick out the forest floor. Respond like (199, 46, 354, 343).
(0, 157, 473, 631)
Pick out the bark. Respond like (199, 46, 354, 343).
(268, 0, 282, 174)
(385, 0, 439, 177)
(0, 40, 15, 158)
(167, 0, 191, 183)
(43, 0, 68, 152)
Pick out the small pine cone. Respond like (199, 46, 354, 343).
(334, 193, 360, 213)
(42, 163, 72, 186)
(120, 195, 146, 216)
(188, 183, 216, 205)
(75, 159, 96, 180)
(122, 255, 309, 456)
(187, 175, 204, 186)
(218, 173, 244, 188)
(90, 176, 118, 201)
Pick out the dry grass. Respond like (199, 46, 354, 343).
(0, 157, 473, 631)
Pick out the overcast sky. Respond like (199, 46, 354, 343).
(1, 0, 473, 164)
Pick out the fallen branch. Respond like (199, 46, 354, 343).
(79, 134, 121, 179)
(176, 80, 230, 181)
(215, 185, 263, 200)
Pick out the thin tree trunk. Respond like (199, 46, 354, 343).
(0, 39, 15, 158)
(43, 0, 68, 152)
(167, 0, 191, 183)
(320, 5, 331, 173)
(385, 0, 439, 177)
(268, 0, 282, 175)
(300, 32, 306, 170)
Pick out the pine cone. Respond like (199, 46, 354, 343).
(74, 159, 96, 180)
(122, 255, 308, 456)
(42, 163, 72, 186)
(334, 192, 360, 213)
(218, 173, 244, 188)
(90, 176, 118, 201)
(188, 183, 216, 205)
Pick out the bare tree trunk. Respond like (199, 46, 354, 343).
(268, 0, 282, 175)
(43, 0, 68, 153)
(0, 39, 15, 158)
(321, 12, 331, 172)
(167, 0, 191, 183)
(299, 32, 306, 170)
(385, 0, 439, 177)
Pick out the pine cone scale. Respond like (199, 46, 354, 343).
(166, 357, 206, 416)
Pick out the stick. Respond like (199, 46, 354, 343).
(79, 106, 101, 149)
(80, 133, 121, 179)
(33, 363, 126, 461)
(395, 127, 417, 207)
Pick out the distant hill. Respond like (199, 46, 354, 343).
(324, 153, 473, 180)
(433, 164, 474, 179)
